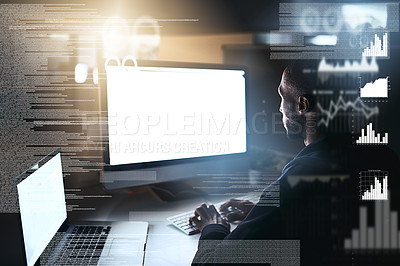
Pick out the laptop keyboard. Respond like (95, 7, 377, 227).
(54, 225, 111, 265)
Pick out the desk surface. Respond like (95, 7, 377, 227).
(132, 194, 242, 266)
(129, 195, 206, 266)
(68, 184, 242, 266)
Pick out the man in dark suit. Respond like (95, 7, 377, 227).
(189, 61, 400, 265)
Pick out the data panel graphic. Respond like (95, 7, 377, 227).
(360, 77, 389, 98)
(356, 123, 388, 145)
(362, 33, 388, 58)
(359, 170, 389, 200)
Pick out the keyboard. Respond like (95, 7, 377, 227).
(54, 225, 111, 265)
(168, 195, 258, 235)
(167, 211, 200, 235)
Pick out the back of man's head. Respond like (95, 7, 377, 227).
(282, 61, 318, 111)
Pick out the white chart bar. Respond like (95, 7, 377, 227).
(383, 194, 390, 249)
(368, 227, 374, 249)
(360, 207, 367, 248)
(399, 232, 400, 250)
(391, 212, 398, 249)
(376, 200, 383, 249)
(352, 229, 359, 249)
(344, 238, 352, 250)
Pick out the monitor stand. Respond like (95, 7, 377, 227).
(148, 179, 206, 202)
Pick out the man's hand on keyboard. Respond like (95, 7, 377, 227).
(189, 203, 230, 232)
(219, 199, 254, 222)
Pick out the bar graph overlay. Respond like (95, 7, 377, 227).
(344, 191, 398, 250)
(360, 171, 388, 200)
(362, 33, 388, 57)
(356, 123, 388, 145)
(360, 77, 389, 98)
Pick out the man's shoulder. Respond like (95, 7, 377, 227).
(283, 134, 399, 177)
(281, 136, 348, 176)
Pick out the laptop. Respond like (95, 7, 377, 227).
(15, 149, 148, 266)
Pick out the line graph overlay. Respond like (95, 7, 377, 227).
(317, 96, 379, 127)
(318, 57, 379, 73)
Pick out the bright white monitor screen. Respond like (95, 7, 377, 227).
(106, 66, 247, 165)
(17, 153, 67, 266)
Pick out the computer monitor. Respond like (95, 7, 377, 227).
(15, 149, 66, 266)
(102, 60, 248, 189)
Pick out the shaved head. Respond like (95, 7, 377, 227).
(278, 61, 318, 140)
(281, 61, 317, 105)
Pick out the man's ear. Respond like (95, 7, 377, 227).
(297, 96, 310, 114)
